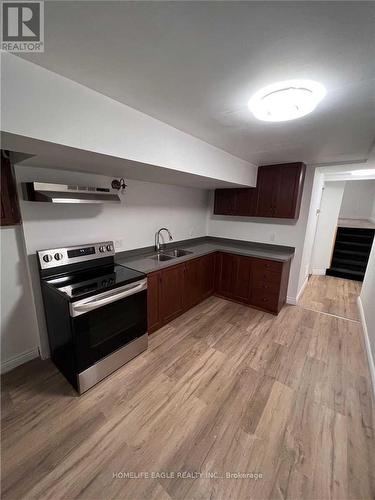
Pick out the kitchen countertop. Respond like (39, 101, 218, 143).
(116, 237, 294, 274)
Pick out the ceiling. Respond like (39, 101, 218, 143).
(19, 1, 375, 166)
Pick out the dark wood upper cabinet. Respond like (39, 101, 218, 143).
(214, 189, 237, 215)
(255, 165, 278, 218)
(236, 188, 258, 216)
(214, 162, 306, 220)
(1, 150, 22, 227)
(256, 162, 306, 219)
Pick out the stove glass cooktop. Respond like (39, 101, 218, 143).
(44, 264, 145, 300)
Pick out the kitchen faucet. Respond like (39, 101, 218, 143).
(155, 227, 173, 252)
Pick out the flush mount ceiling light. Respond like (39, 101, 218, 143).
(248, 79, 326, 122)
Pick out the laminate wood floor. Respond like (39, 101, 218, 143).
(2, 294, 374, 499)
(298, 275, 362, 321)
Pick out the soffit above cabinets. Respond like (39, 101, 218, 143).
(4, 133, 255, 190)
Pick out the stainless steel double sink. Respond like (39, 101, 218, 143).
(152, 248, 193, 262)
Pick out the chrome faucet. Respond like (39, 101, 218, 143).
(155, 227, 173, 252)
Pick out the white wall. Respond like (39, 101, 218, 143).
(297, 169, 324, 290)
(207, 166, 316, 302)
(359, 240, 375, 395)
(0, 226, 39, 373)
(371, 192, 375, 224)
(311, 181, 345, 274)
(15, 164, 210, 358)
(339, 180, 375, 220)
(2, 52, 257, 187)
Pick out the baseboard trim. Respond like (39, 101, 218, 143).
(357, 296, 375, 400)
(1, 348, 39, 374)
(297, 276, 309, 301)
(312, 268, 326, 276)
(286, 275, 309, 306)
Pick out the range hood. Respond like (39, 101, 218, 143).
(24, 182, 121, 204)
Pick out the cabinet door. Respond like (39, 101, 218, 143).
(255, 165, 279, 217)
(200, 253, 215, 298)
(233, 256, 252, 302)
(236, 188, 257, 216)
(214, 189, 237, 215)
(160, 264, 185, 323)
(1, 150, 21, 226)
(217, 253, 238, 298)
(256, 163, 306, 219)
(183, 259, 202, 310)
(147, 272, 161, 334)
(274, 163, 305, 218)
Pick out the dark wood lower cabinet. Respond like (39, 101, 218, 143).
(215, 252, 252, 303)
(159, 264, 185, 324)
(184, 253, 215, 310)
(147, 252, 291, 334)
(147, 272, 162, 333)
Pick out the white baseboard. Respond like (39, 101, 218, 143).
(311, 268, 326, 276)
(287, 275, 309, 306)
(357, 297, 375, 401)
(286, 296, 297, 305)
(296, 276, 309, 301)
(1, 348, 39, 374)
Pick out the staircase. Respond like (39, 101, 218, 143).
(326, 227, 374, 281)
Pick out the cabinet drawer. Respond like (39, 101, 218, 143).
(252, 267, 281, 285)
(250, 289, 279, 312)
(253, 258, 283, 273)
(251, 280, 280, 294)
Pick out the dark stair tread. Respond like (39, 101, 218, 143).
(336, 236, 374, 244)
(326, 268, 365, 282)
(331, 257, 367, 268)
(336, 241, 370, 248)
(334, 249, 369, 257)
(338, 231, 374, 238)
(329, 227, 372, 282)
(339, 227, 374, 233)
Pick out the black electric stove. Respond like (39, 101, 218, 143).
(38, 241, 148, 394)
(44, 263, 145, 301)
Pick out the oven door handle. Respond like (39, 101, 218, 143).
(70, 279, 147, 317)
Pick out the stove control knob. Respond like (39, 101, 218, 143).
(54, 253, 63, 261)
(43, 254, 52, 263)
(106, 244, 113, 252)
(99, 246, 106, 253)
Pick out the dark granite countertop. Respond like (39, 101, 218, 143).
(115, 236, 294, 274)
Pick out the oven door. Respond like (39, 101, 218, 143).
(70, 279, 147, 372)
